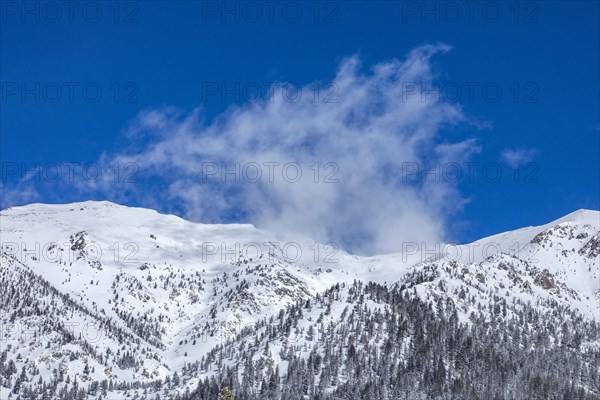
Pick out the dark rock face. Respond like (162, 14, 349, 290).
(533, 269, 556, 290)
(579, 233, 600, 259)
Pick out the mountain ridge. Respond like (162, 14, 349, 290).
(2, 200, 598, 252)
(1, 201, 599, 399)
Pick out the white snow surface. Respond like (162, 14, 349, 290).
(1, 201, 598, 395)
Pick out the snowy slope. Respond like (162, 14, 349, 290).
(0, 201, 598, 398)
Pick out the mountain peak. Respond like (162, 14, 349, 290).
(549, 208, 599, 226)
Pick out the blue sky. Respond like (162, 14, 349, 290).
(1, 1, 599, 253)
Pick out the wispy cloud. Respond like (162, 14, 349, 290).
(501, 147, 539, 168)
(94, 44, 480, 254)
(0, 182, 39, 210)
(4, 44, 483, 255)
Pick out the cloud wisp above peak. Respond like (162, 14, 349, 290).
(95, 43, 479, 255)
(4, 44, 480, 255)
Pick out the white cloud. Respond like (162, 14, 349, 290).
(0, 182, 39, 210)
(92, 44, 480, 254)
(501, 148, 538, 168)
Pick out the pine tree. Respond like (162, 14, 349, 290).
(218, 386, 234, 400)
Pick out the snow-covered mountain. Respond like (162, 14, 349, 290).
(1, 201, 599, 399)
